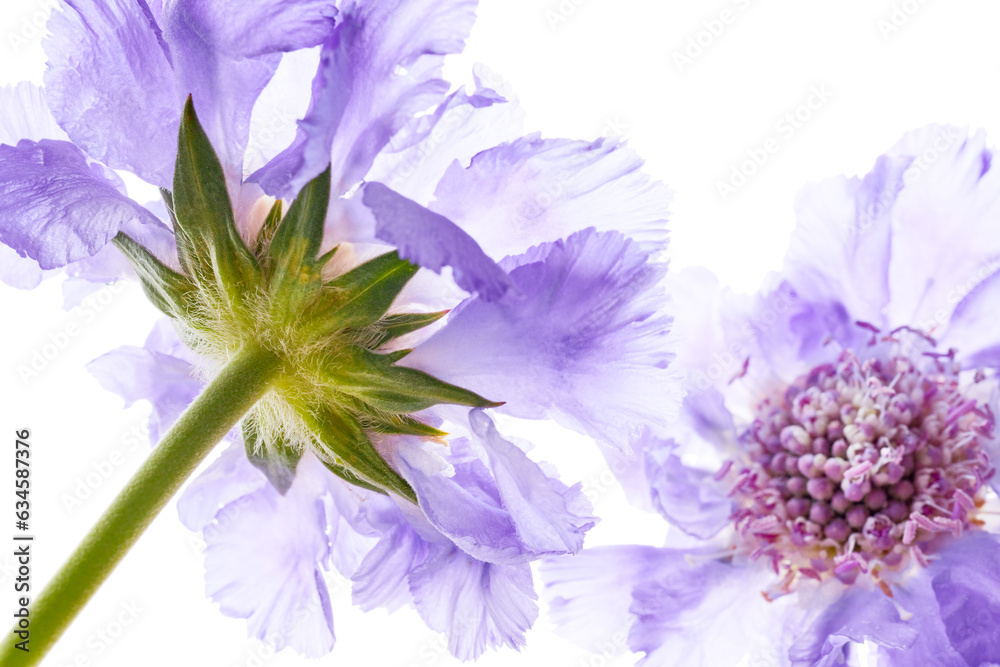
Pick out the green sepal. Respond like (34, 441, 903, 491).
(159, 188, 178, 229)
(364, 311, 448, 350)
(322, 459, 387, 495)
(330, 347, 501, 414)
(112, 233, 198, 324)
(252, 199, 283, 259)
(294, 402, 417, 503)
(365, 412, 448, 438)
(267, 166, 332, 314)
(242, 416, 302, 495)
(307, 251, 418, 333)
(172, 96, 260, 305)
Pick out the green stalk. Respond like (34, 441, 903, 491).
(1, 345, 282, 666)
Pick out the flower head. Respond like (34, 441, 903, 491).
(0, 0, 676, 659)
(544, 126, 1000, 667)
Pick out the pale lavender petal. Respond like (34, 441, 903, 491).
(658, 266, 763, 400)
(468, 409, 595, 556)
(627, 554, 782, 667)
(160, 0, 336, 174)
(360, 182, 511, 300)
(406, 229, 678, 450)
(0, 244, 53, 289)
(0, 139, 164, 269)
(62, 212, 178, 302)
(409, 546, 538, 660)
(366, 67, 526, 204)
(86, 345, 200, 445)
(881, 577, 968, 667)
(748, 279, 872, 387)
(393, 438, 525, 564)
(200, 453, 335, 658)
(641, 429, 731, 539)
(930, 531, 1000, 665)
(940, 268, 1000, 368)
(885, 126, 1000, 328)
(430, 135, 671, 259)
(350, 520, 426, 612)
(781, 153, 909, 330)
(44, 0, 180, 187)
(788, 588, 919, 667)
(166, 0, 335, 60)
(542, 545, 668, 655)
(0, 82, 68, 144)
(251, 0, 477, 198)
(546, 547, 797, 666)
(177, 442, 268, 531)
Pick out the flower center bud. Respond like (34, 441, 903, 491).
(727, 349, 994, 592)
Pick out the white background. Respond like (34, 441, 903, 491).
(1, 1, 1000, 666)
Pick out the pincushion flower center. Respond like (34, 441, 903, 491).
(727, 348, 994, 593)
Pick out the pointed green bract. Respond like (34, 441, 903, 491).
(364, 311, 449, 349)
(172, 97, 260, 308)
(366, 413, 448, 438)
(267, 166, 332, 317)
(243, 415, 301, 495)
(308, 251, 419, 332)
(322, 460, 387, 495)
(252, 199, 283, 259)
(112, 233, 198, 324)
(331, 347, 500, 414)
(295, 402, 417, 503)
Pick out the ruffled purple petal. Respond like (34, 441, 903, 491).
(176, 442, 268, 531)
(0, 244, 54, 289)
(940, 268, 1000, 368)
(360, 182, 511, 300)
(468, 409, 595, 556)
(545, 546, 799, 667)
(0, 82, 68, 145)
(250, 0, 477, 198)
(44, 0, 180, 187)
(392, 413, 595, 566)
(86, 342, 201, 445)
(409, 545, 538, 660)
(345, 488, 541, 659)
(350, 517, 428, 612)
(430, 135, 671, 259)
(542, 545, 669, 655)
(781, 153, 908, 331)
(879, 577, 968, 667)
(0, 139, 165, 269)
(61, 207, 179, 306)
(406, 228, 678, 450)
(628, 555, 784, 667)
(366, 67, 526, 204)
(789, 588, 919, 667)
(393, 437, 527, 564)
(44, 0, 335, 187)
(199, 452, 336, 658)
(160, 0, 336, 175)
(929, 531, 1000, 665)
(884, 126, 1000, 329)
(641, 428, 731, 539)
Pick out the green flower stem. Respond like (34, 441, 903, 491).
(1, 345, 282, 666)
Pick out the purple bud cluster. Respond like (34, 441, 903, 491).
(728, 350, 994, 589)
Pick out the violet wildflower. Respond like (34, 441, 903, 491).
(544, 126, 1000, 666)
(0, 0, 676, 663)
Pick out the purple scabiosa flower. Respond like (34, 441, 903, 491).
(0, 0, 676, 661)
(544, 126, 1000, 667)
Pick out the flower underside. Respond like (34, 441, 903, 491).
(727, 331, 994, 596)
(113, 98, 499, 502)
